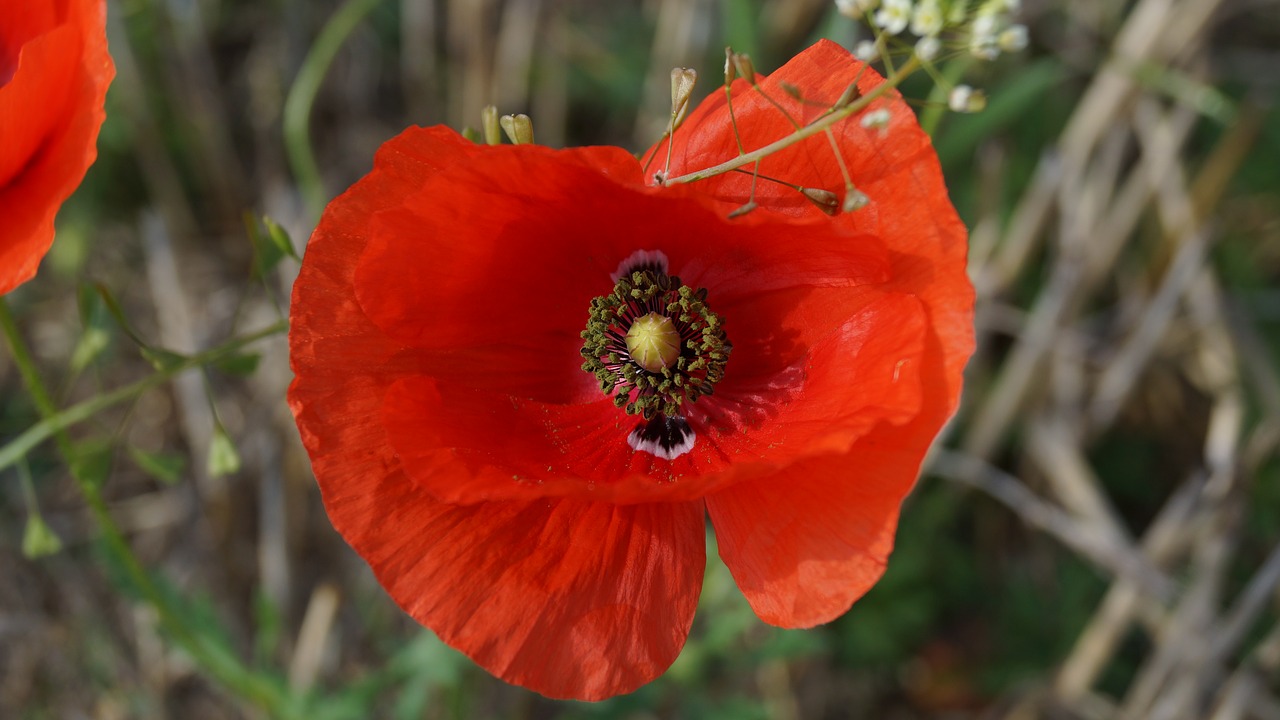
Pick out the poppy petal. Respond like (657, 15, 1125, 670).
(705, 425, 917, 628)
(291, 126, 708, 700)
(292, 40, 976, 695)
(652, 41, 974, 628)
(356, 490, 707, 700)
(0, 0, 113, 296)
(382, 286, 926, 505)
(652, 39, 973, 412)
(351, 143, 888, 365)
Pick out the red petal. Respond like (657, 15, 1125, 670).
(345, 138, 924, 504)
(654, 41, 975, 627)
(323, 467, 706, 699)
(651, 39, 974, 410)
(290, 126, 484, 470)
(383, 287, 926, 504)
(706, 436, 910, 628)
(351, 143, 887, 357)
(291, 128, 708, 699)
(0, 0, 113, 295)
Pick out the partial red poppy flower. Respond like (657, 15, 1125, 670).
(289, 40, 973, 700)
(0, 0, 114, 295)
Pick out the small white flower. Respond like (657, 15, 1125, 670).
(875, 0, 913, 35)
(972, 11, 1000, 38)
(1002, 0, 1021, 12)
(969, 37, 1000, 59)
(915, 35, 941, 60)
(969, 12, 1002, 59)
(854, 39, 879, 61)
(999, 24, 1029, 52)
(835, 0, 880, 18)
(860, 107, 892, 130)
(948, 84, 987, 112)
(910, 0, 945, 36)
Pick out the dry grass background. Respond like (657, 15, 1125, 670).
(1, 0, 1279, 718)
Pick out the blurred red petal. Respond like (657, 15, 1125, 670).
(0, 0, 113, 295)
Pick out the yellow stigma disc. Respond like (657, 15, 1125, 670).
(625, 312, 681, 372)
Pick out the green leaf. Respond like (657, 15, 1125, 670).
(22, 515, 63, 558)
(262, 216, 300, 261)
(70, 284, 113, 374)
(128, 446, 186, 485)
(207, 427, 241, 478)
(70, 439, 114, 488)
(70, 327, 111, 375)
(93, 283, 148, 348)
(247, 214, 298, 279)
(214, 351, 261, 377)
(140, 346, 187, 372)
(252, 591, 284, 667)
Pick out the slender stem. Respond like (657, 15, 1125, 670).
(1, 298, 294, 714)
(663, 56, 920, 186)
(824, 127, 855, 191)
(0, 314, 287, 477)
(283, 0, 383, 221)
(920, 55, 973, 136)
(1, 300, 68, 448)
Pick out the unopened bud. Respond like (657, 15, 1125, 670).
(780, 81, 802, 100)
(22, 515, 62, 558)
(948, 85, 987, 113)
(802, 187, 840, 215)
(481, 105, 502, 145)
(727, 200, 758, 219)
(670, 68, 697, 118)
(999, 24, 1029, 52)
(731, 52, 756, 85)
(835, 0, 879, 19)
(843, 186, 870, 212)
(723, 47, 736, 85)
(861, 107, 892, 130)
(915, 35, 941, 61)
(499, 113, 534, 144)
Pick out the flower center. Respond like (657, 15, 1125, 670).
(625, 312, 680, 372)
(579, 253, 731, 459)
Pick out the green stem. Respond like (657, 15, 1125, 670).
(663, 56, 921, 186)
(0, 317, 287, 474)
(919, 55, 974, 137)
(1, 298, 294, 714)
(283, 0, 383, 221)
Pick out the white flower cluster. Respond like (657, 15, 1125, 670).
(835, 0, 1029, 63)
(968, 0, 1028, 60)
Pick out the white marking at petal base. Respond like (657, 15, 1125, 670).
(611, 249, 670, 282)
(628, 416, 696, 460)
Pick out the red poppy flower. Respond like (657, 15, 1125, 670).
(289, 40, 973, 700)
(0, 0, 114, 295)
